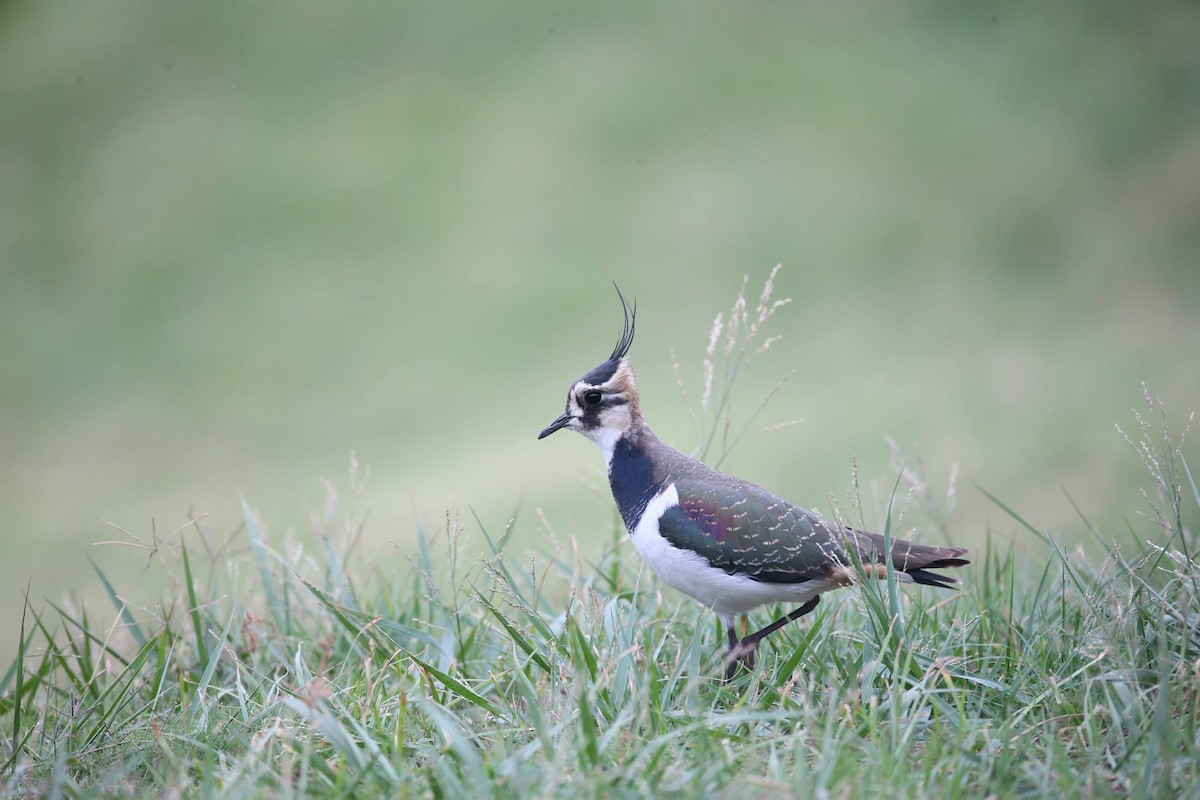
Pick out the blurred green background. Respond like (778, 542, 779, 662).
(2, 2, 1198, 661)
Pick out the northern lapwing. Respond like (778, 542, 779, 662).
(538, 289, 969, 678)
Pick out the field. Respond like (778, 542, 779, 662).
(2, 1, 1199, 796)
(2, 394, 1198, 797)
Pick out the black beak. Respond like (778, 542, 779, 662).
(538, 412, 572, 439)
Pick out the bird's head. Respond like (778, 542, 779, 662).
(538, 287, 642, 459)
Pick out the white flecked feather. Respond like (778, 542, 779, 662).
(630, 482, 845, 618)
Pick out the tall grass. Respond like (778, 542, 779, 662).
(2, 332, 1198, 798)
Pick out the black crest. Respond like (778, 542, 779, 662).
(609, 283, 636, 361)
(579, 285, 637, 386)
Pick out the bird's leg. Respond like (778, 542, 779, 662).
(719, 616, 748, 678)
(747, 595, 821, 645)
(723, 596, 821, 680)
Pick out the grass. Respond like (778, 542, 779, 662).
(4, 3, 1199, 660)
(0, 274, 1197, 798)
(2, 379, 1199, 797)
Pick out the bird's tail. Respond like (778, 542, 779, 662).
(899, 546, 970, 588)
(848, 529, 971, 584)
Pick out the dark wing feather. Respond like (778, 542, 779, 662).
(657, 481, 851, 583)
(657, 460, 968, 586)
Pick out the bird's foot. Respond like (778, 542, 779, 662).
(723, 639, 759, 681)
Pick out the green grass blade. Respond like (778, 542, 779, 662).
(567, 616, 599, 684)
(507, 645, 553, 759)
(880, 470, 907, 638)
(20, 605, 91, 702)
(81, 635, 161, 750)
(280, 695, 367, 772)
(408, 651, 507, 721)
(0, 624, 36, 701)
(297, 579, 368, 650)
(321, 536, 357, 611)
(188, 610, 235, 727)
(88, 556, 145, 646)
(413, 699, 488, 795)
(242, 497, 287, 637)
(577, 688, 600, 768)
(471, 506, 542, 604)
(2, 585, 31, 774)
(977, 484, 1101, 613)
(180, 539, 209, 668)
(43, 599, 132, 671)
(474, 588, 553, 674)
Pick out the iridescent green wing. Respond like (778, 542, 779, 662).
(657, 474, 866, 583)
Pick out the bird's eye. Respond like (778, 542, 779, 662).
(583, 390, 602, 406)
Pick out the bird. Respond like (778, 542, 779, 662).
(538, 288, 970, 679)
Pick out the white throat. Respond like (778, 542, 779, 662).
(584, 426, 623, 467)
